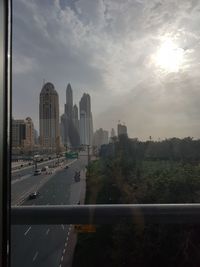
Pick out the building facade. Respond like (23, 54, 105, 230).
(12, 119, 26, 148)
(93, 128, 109, 148)
(60, 84, 80, 148)
(117, 123, 128, 137)
(39, 82, 60, 152)
(110, 128, 116, 142)
(24, 117, 35, 150)
(12, 117, 35, 153)
(79, 93, 93, 146)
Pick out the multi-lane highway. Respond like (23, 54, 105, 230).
(11, 153, 87, 267)
(11, 158, 75, 206)
(11, 157, 66, 181)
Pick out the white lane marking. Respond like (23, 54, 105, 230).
(64, 242, 67, 247)
(63, 248, 66, 254)
(67, 231, 70, 236)
(61, 225, 64, 230)
(46, 228, 50, 235)
(32, 251, 38, 262)
(59, 264, 62, 267)
(66, 236, 69, 241)
(61, 256, 63, 262)
(24, 226, 31, 236)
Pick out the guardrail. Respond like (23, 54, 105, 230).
(11, 204, 200, 225)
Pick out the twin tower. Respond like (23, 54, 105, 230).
(39, 82, 93, 151)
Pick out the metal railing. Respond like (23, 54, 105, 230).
(11, 204, 200, 225)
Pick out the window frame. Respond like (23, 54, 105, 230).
(1, 0, 200, 265)
(11, 204, 200, 225)
(0, 0, 11, 266)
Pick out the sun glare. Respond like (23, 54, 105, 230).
(154, 38, 184, 73)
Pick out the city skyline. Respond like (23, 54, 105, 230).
(12, 80, 113, 144)
(13, 0, 200, 140)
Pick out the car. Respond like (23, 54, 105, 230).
(74, 171, 80, 182)
(41, 166, 49, 172)
(34, 169, 42, 175)
(75, 171, 80, 176)
(65, 165, 69, 169)
(28, 192, 39, 200)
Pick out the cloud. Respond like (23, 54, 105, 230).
(13, 0, 200, 138)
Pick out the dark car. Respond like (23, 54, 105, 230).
(65, 165, 69, 169)
(74, 171, 80, 182)
(28, 192, 39, 200)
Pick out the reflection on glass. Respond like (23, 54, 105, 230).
(12, 0, 200, 266)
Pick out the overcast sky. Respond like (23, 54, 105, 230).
(13, 0, 200, 140)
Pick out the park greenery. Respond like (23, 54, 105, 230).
(73, 136, 200, 267)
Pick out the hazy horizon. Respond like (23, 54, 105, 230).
(13, 0, 200, 140)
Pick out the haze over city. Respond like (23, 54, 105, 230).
(13, 0, 200, 140)
(10, 2, 200, 267)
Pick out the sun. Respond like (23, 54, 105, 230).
(153, 38, 184, 73)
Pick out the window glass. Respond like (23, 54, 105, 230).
(12, 0, 200, 266)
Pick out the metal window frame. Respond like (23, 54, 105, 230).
(11, 204, 200, 225)
(0, 0, 11, 266)
(0, 2, 200, 266)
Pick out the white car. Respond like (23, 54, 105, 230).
(41, 166, 49, 172)
(34, 169, 42, 175)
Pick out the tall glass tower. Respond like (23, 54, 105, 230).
(39, 82, 60, 151)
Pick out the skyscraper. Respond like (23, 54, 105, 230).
(61, 84, 80, 148)
(117, 123, 128, 137)
(65, 83, 73, 117)
(93, 128, 109, 148)
(111, 128, 116, 138)
(72, 104, 79, 132)
(39, 82, 60, 151)
(79, 93, 93, 146)
(110, 128, 116, 142)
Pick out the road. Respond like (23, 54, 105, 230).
(11, 154, 87, 267)
(11, 158, 75, 206)
(11, 157, 66, 181)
